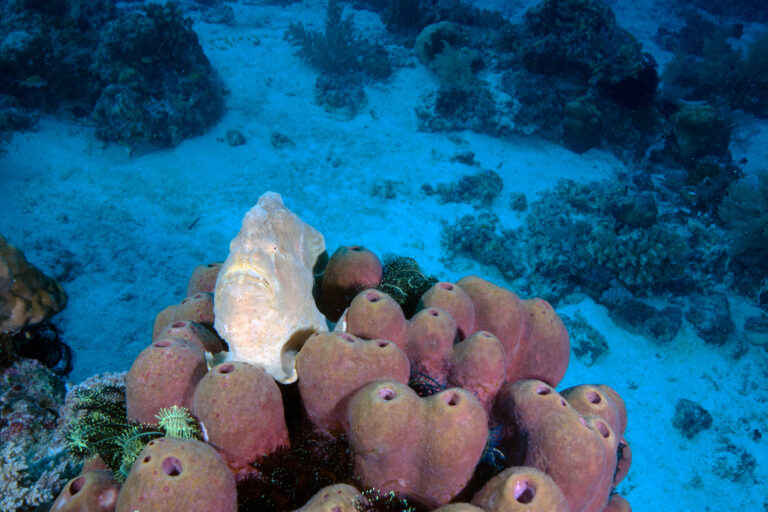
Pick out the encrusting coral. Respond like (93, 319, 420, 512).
(0, 359, 77, 511)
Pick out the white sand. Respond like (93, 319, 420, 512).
(0, 0, 766, 509)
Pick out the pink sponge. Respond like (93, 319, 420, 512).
(116, 437, 236, 512)
(125, 338, 207, 424)
(319, 246, 383, 322)
(193, 361, 289, 473)
(471, 466, 569, 512)
(152, 293, 215, 339)
(51, 470, 119, 512)
(345, 289, 409, 351)
(296, 331, 410, 436)
(418, 281, 475, 340)
(495, 379, 619, 512)
(186, 263, 222, 296)
(456, 276, 569, 387)
(347, 379, 488, 509)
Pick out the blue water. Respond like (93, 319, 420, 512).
(1, 0, 766, 510)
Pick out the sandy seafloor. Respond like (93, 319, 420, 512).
(1, 0, 767, 510)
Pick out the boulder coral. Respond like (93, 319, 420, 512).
(0, 234, 67, 333)
(214, 192, 328, 384)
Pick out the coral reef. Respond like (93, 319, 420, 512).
(526, 0, 658, 113)
(92, 2, 224, 149)
(0, 0, 223, 149)
(0, 359, 77, 511)
(442, 178, 692, 303)
(662, 32, 768, 118)
(54, 192, 633, 511)
(681, 0, 768, 20)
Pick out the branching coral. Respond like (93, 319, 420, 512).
(586, 224, 687, 289)
(285, 0, 390, 78)
(424, 170, 504, 207)
(0, 441, 69, 511)
(442, 178, 692, 302)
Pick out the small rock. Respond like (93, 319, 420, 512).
(563, 313, 608, 366)
(600, 286, 682, 343)
(450, 151, 476, 166)
(672, 398, 712, 439)
(271, 131, 294, 149)
(509, 192, 527, 212)
(684, 292, 734, 345)
(225, 129, 246, 146)
(744, 313, 768, 347)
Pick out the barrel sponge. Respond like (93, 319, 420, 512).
(471, 466, 569, 512)
(0, 234, 67, 333)
(213, 192, 328, 384)
(116, 437, 236, 512)
(51, 470, 120, 512)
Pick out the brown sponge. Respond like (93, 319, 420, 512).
(296, 331, 410, 436)
(347, 379, 488, 509)
(471, 466, 569, 512)
(116, 437, 236, 512)
(193, 361, 289, 474)
(51, 470, 120, 512)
